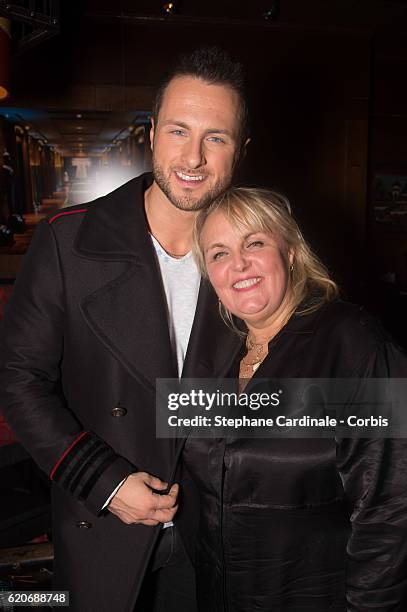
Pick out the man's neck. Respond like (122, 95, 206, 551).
(144, 181, 196, 255)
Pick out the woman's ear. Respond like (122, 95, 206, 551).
(288, 248, 295, 267)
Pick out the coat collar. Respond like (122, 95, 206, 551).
(224, 301, 325, 359)
(275, 301, 329, 339)
(77, 173, 174, 392)
(73, 173, 154, 262)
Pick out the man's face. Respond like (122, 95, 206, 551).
(150, 76, 242, 212)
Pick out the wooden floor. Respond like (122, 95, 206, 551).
(0, 191, 65, 279)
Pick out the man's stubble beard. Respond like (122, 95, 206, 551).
(153, 160, 233, 212)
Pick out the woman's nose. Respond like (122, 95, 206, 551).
(232, 251, 250, 271)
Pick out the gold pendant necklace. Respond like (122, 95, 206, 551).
(240, 335, 269, 377)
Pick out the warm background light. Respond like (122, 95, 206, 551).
(0, 86, 9, 100)
(0, 17, 11, 101)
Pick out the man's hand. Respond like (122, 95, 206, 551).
(108, 472, 179, 526)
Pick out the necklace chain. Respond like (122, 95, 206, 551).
(151, 233, 189, 259)
(239, 310, 295, 390)
(240, 334, 270, 377)
(166, 249, 189, 259)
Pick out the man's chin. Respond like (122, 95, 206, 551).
(165, 185, 211, 211)
(170, 195, 206, 212)
(171, 184, 205, 201)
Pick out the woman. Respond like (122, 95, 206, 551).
(182, 187, 407, 611)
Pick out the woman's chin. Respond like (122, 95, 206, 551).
(229, 303, 271, 322)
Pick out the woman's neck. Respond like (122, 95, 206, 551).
(246, 298, 295, 345)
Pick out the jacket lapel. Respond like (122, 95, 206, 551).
(76, 174, 176, 392)
(182, 279, 243, 380)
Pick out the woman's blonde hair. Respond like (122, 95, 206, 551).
(193, 187, 338, 325)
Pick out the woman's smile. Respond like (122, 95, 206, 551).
(232, 276, 262, 291)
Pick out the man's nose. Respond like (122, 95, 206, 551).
(182, 137, 205, 169)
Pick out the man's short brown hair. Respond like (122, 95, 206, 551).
(152, 46, 250, 157)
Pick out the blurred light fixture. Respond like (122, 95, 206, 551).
(163, 2, 176, 15)
(76, 113, 82, 119)
(263, 0, 280, 20)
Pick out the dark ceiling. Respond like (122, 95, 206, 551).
(1, 0, 406, 159)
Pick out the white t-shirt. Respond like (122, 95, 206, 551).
(150, 234, 201, 377)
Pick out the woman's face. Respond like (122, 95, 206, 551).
(201, 210, 293, 329)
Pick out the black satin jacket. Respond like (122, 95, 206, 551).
(183, 300, 407, 611)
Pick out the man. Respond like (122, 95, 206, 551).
(0, 47, 249, 611)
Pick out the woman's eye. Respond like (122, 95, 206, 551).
(247, 240, 264, 248)
(212, 251, 227, 261)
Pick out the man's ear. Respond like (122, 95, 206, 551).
(240, 138, 251, 162)
(234, 137, 251, 168)
(242, 137, 251, 160)
(149, 117, 155, 151)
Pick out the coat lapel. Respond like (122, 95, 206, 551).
(75, 174, 176, 392)
(182, 278, 243, 380)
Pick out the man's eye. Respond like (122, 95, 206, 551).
(170, 129, 186, 136)
(207, 136, 225, 144)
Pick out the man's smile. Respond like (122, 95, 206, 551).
(175, 171, 205, 181)
(174, 170, 208, 187)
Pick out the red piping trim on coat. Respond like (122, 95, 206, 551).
(48, 209, 87, 224)
(50, 431, 89, 480)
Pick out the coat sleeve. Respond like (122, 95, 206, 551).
(0, 219, 136, 515)
(336, 340, 407, 611)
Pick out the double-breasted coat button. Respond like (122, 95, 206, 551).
(111, 405, 127, 417)
(76, 520, 92, 529)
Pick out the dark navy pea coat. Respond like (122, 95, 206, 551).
(0, 173, 240, 612)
